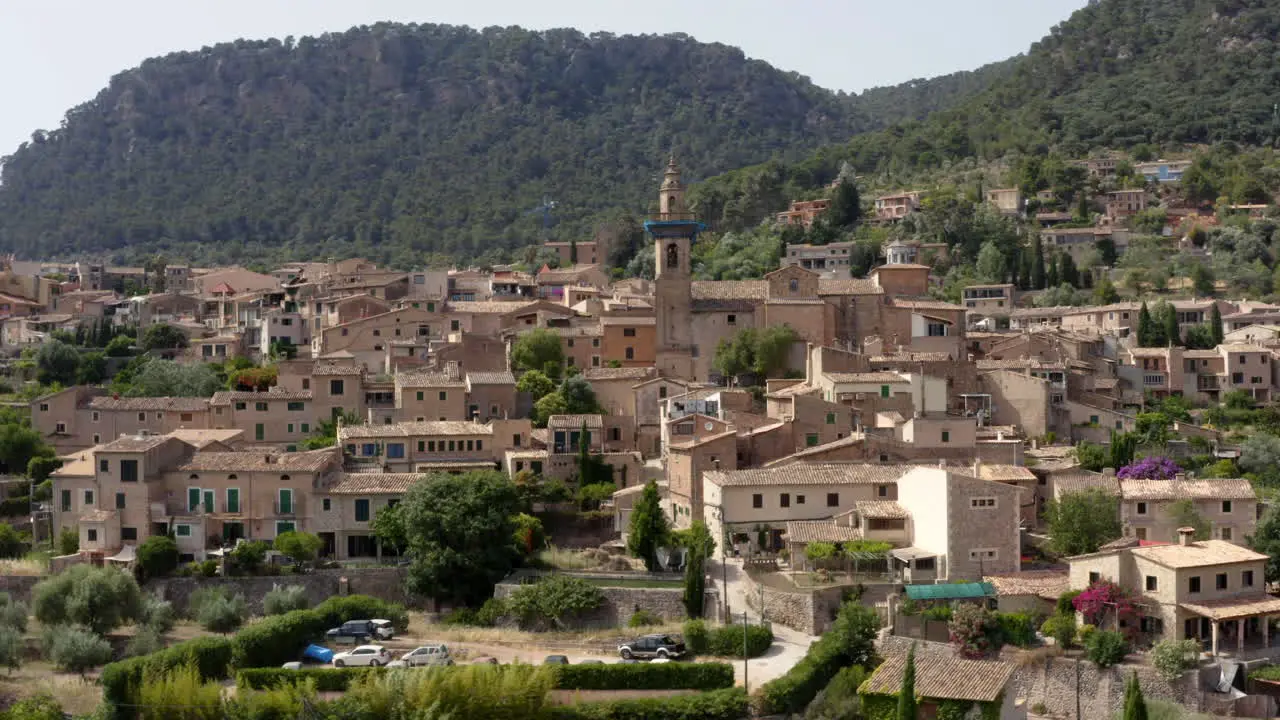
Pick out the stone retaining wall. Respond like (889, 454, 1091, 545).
(494, 572, 719, 628)
(741, 572, 894, 635)
(153, 567, 412, 614)
(0, 575, 41, 605)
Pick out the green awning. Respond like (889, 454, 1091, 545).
(905, 582, 995, 602)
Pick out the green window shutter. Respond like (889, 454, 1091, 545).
(355, 499, 370, 522)
(301, 423, 309, 433)
(279, 490, 293, 514)
(255, 424, 265, 441)
(806, 434, 819, 447)
(203, 490, 214, 513)
(188, 487, 200, 512)
(416, 391, 424, 401)
(825, 412, 835, 425)
(227, 488, 240, 514)
(880, 385, 890, 398)
(115, 492, 126, 509)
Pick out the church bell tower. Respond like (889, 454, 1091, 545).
(647, 156, 704, 378)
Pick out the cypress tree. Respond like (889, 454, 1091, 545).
(897, 643, 918, 720)
(828, 178, 862, 228)
(569, 239, 578, 264)
(1137, 302, 1154, 347)
(627, 481, 670, 572)
(1031, 237, 1047, 290)
(1046, 254, 1060, 288)
(1163, 304, 1180, 347)
(1061, 253, 1080, 288)
(1210, 304, 1224, 346)
(1123, 671, 1149, 720)
(683, 544, 706, 619)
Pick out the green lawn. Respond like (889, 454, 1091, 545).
(586, 577, 683, 589)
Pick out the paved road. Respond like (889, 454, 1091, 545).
(714, 557, 817, 689)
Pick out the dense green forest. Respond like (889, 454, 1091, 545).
(692, 0, 1280, 231)
(0, 23, 1008, 267)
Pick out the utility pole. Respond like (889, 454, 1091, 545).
(742, 611, 749, 693)
(1075, 657, 1082, 720)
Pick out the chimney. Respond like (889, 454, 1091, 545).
(446, 361, 460, 379)
(1177, 527, 1196, 546)
(1103, 467, 1116, 477)
(265, 455, 274, 464)
(1175, 473, 1186, 481)
(972, 458, 982, 477)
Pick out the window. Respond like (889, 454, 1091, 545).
(138, 412, 146, 422)
(752, 494, 763, 509)
(287, 423, 294, 434)
(465, 440, 474, 451)
(806, 434, 819, 447)
(448, 440, 456, 452)
(476, 440, 483, 451)
(825, 412, 835, 425)
(623, 328, 637, 337)
(301, 423, 309, 433)
(780, 493, 790, 508)
(1216, 573, 1228, 590)
(450, 320, 460, 332)
(1145, 576, 1158, 592)
(877, 485, 888, 498)
(968, 548, 998, 561)
(513, 434, 522, 447)
(287, 401, 304, 412)
(926, 322, 947, 337)
(278, 489, 293, 514)
(99, 459, 109, 473)
(60, 490, 70, 512)
(880, 385, 890, 399)
(235, 402, 246, 410)
(1189, 576, 1201, 593)
(1221, 527, 1233, 541)
(659, 386, 667, 399)
(114, 492, 126, 510)
(1232, 372, 1244, 384)
(625, 347, 635, 360)
(1244, 570, 1255, 587)
(439, 391, 447, 401)
(1088, 571, 1101, 584)
(387, 443, 405, 459)
(83, 489, 94, 506)
(87, 529, 98, 543)
(121, 527, 137, 541)
(181, 413, 193, 422)
(941, 430, 950, 443)
(226, 488, 240, 514)
(322, 498, 331, 512)
(276, 521, 296, 535)
(1223, 500, 1233, 513)
(796, 495, 805, 505)
(91, 411, 99, 422)
(330, 379, 345, 396)
(1089, 415, 1100, 425)
(1136, 502, 1147, 515)
(826, 493, 839, 507)
(255, 424, 265, 441)
(255, 402, 268, 412)
(38, 403, 48, 412)
(970, 497, 997, 509)
(727, 314, 736, 325)
(355, 499, 370, 522)
(788, 279, 799, 293)
(175, 524, 192, 537)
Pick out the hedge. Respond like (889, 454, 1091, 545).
(544, 687, 747, 720)
(313, 594, 410, 632)
(682, 619, 772, 658)
(553, 662, 734, 690)
(231, 594, 409, 669)
(995, 612, 1037, 648)
(0, 497, 30, 517)
(101, 636, 234, 720)
(237, 666, 379, 692)
(756, 638, 846, 715)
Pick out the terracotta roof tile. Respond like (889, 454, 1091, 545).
(690, 281, 767, 301)
(547, 414, 604, 429)
(823, 372, 910, 384)
(1119, 477, 1254, 500)
(99, 434, 182, 453)
(1053, 471, 1120, 496)
(817, 278, 883, 295)
(176, 449, 337, 473)
(984, 570, 1069, 600)
(446, 300, 540, 314)
(1130, 539, 1267, 568)
(861, 646, 1012, 702)
(854, 500, 909, 519)
(328, 473, 421, 494)
(706, 463, 910, 488)
(339, 421, 492, 439)
(583, 367, 653, 381)
(210, 390, 313, 404)
(783, 521, 862, 544)
(466, 371, 516, 385)
(312, 362, 364, 376)
(979, 464, 1037, 482)
(86, 396, 209, 412)
(396, 371, 466, 388)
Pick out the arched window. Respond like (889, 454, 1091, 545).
(789, 279, 799, 293)
(280, 474, 291, 481)
(668, 194, 676, 211)
(188, 474, 199, 480)
(228, 474, 237, 480)
(666, 243, 679, 270)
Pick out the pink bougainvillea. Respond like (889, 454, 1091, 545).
(1073, 580, 1139, 634)
(1116, 456, 1181, 480)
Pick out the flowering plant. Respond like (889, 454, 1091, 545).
(1073, 580, 1139, 634)
(1117, 456, 1181, 480)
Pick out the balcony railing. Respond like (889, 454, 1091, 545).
(648, 212, 696, 222)
(274, 501, 297, 517)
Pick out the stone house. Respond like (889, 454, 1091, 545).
(33, 388, 213, 453)
(860, 643, 1018, 720)
(893, 466, 1023, 581)
(1118, 477, 1256, 545)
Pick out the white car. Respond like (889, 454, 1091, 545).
(333, 645, 392, 667)
(392, 645, 453, 667)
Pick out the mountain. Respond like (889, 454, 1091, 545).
(0, 23, 1006, 266)
(694, 0, 1280, 229)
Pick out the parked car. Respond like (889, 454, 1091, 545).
(471, 656, 499, 665)
(281, 662, 303, 670)
(333, 645, 392, 668)
(325, 620, 393, 643)
(395, 645, 453, 667)
(617, 635, 686, 660)
(543, 655, 570, 665)
(578, 659, 604, 665)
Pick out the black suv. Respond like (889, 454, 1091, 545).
(326, 620, 376, 642)
(617, 634, 686, 660)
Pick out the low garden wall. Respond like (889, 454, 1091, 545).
(154, 567, 413, 614)
(741, 570, 894, 635)
(494, 570, 720, 627)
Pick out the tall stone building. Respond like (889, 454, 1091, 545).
(648, 157, 705, 378)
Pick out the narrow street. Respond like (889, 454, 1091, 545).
(713, 557, 818, 688)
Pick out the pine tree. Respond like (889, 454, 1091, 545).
(897, 643, 918, 720)
(1031, 237, 1047, 290)
(1123, 671, 1148, 720)
(1137, 302, 1154, 347)
(1210, 304, 1224, 346)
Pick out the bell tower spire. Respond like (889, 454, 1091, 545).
(659, 154, 686, 218)
(645, 155, 705, 380)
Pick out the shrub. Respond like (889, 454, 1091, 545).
(228, 540, 269, 575)
(553, 661, 734, 690)
(125, 627, 164, 658)
(757, 602, 879, 715)
(802, 665, 867, 720)
(441, 607, 478, 625)
(1086, 629, 1129, 668)
(262, 584, 310, 615)
(3, 695, 64, 720)
(33, 564, 142, 635)
(140, 598, 175, 635)
(1078, 623, 1098, 646)
(197, 592, 247, 634)
(920, 605, 953, 622)
(44, 624, 113, 674)
(101, 636, 234, 716)
(683, 619, 709, 654)
(628, 609, 660, 628)
(948, 604, 1003, 659)
(55, 527, 79, 556)
(313, 594, 410, 632)
(474, 597, 507, 627)
(0, 625, 22, 674)
(506, 575, 605, 630)
(230, 609, 329, 669)
(135, 536, 179, 579)
(544, 687, 747, 720)
(1150, 639, 1200, 681)
(995, 612, 1038, 648)
(1040, 613, 1077, 648)
(0, 592, 29, 633)
(706, 623, 773, 657)
(237, 666, 379, 692)
(1056, 590, 1082, 615)
(197, 559, 219, 577)
(139, 663, 223, 720)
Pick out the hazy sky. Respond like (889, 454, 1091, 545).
(1, 0, 1088, 156)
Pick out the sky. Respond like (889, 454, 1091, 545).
(0, 0, 1088, 157)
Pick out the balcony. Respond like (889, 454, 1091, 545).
(273, 501, 298, 517)
(1197, 376, 1221, 391)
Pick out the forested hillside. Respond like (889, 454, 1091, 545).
(693, 0, 1280, 231)
(0, 23, 1005, 266)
